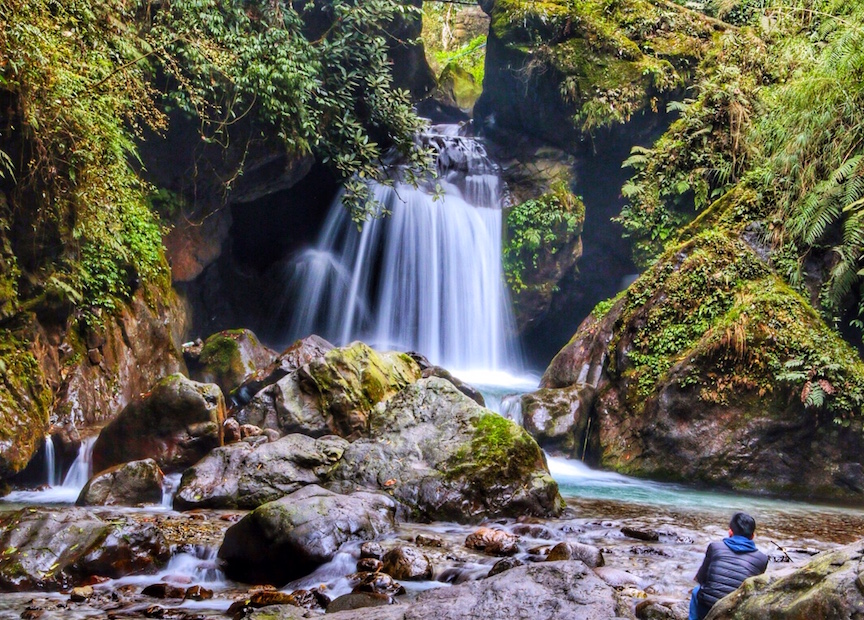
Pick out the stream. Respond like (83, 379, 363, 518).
(2, 123, 863, 618)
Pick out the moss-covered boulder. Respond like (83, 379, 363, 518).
(237, 341, 421, 440)
(186, 329, 276, 398)
(217, 485, 396, 586)
(0, 508, 170, 591)
(545, 229, 864, 500)
(77, 458, 164, 507)
(91, 374, 225, 474)
(475, 0, 720, 149)
(707, 540, 864, 620)
(437, 63, 483, 114)
(329, 377, 563, 523)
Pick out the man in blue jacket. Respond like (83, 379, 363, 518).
(689, 512, 769, 620)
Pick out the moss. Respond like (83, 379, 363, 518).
(609, 229, 864, 420)
(488, 0, 718, 130)
(198, 331, 248, 379)
(446, 413, 545, 485)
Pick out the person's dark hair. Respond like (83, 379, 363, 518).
(729, 512, 756, 538)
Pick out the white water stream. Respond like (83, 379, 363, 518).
(284, 124, 520, 372)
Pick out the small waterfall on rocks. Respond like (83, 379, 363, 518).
(284, 124, 520, 372)
(61, 436, 95, 491)
(43, 435, 58, 487)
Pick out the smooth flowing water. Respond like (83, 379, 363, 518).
(283, 124, 519, 372)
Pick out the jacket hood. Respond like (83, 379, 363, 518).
(724, 535, 757, 553)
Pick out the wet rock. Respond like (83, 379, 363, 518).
(707, 539, 864, 619)
(630, 546, 670, 557)
(240, 424, 263, 438)
(173, 433, 348, 510)
(381, 546, 432, 580)
(223, 418, 241, 444)
(622, 526, 660, 542)
(520, 384, 595, 458)
(350, 571, 405, 596)
(360, 542, 384, 559)
(77, 458, 164, 506)
(142, 583, 186, 599)
(420, 365, 485, 407)
(488, 557, 524, 577)
(357, 558, 383, 572)
(464, 527, 519, 556)
(327, 592, 395, 613)
(0, 508, 170, 591)
(636, 600, 682, 619)
(238, 342, 420, 439)
(594, 567, 647, 589)
(184, 586, 213, 601)
(230, 335, 334, 411)
(218, 485, 396, 586)
(546, 541, 604, 567)
(289, 588, 328, 611)
(329, 377, 563, 523)
(249, 590, 295, 606)
(415, 534, 443, 548)
(92, 374, 225, 474)
(69, 586, 93, 602)
(186, 329, 276, 398)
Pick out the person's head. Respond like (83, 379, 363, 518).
(728, 512, 756, 539)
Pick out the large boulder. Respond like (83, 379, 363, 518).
(237, 342, 421, 440)
(707, 540, 864, 620)
(521, 383, 595, 458)
(544, 230, 864, 500)
(91, 373, 225, 474)
(244, 561, 623, 620)
(173, 433, 348, 510)
(185, 329, 276, 399)
(0, 508, 170, 591)
(77, 458, 164, 507)
(328, 377, 563, 522)
(217, 485, 397, 586)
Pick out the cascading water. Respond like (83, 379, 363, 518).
(283, 124, 520, 372)
(43, 435, 58, 487)
(61, 436, 95, 491)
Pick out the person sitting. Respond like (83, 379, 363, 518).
(689, 512, 769, 620)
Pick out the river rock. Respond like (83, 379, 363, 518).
(245, 560, 621, 620)
(408, 353, 485, 406)
(381, 546, 432, 580)
(546, 541, 604, 568)
(521, 384, 595, 458)
(464, 527, 519, 556)
(707, 539, 864, 619)
(0, 508, 169, 591)
(237, 342, 420, 439)
(173, 433, 348, 510)
(329, 377, 563, 523)
(218, 485, 396, 586)
(488, 557, 524, 577)
(185, 329, 276, 399)
(91, 373, 225, 473)
(350, 571, 405, 596)
(77, 458, 164, 506)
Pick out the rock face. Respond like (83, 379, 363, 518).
(0, 508, 170, 591)
(543, 230, 864, 500)
(329, 377, 563, 522)
(708, 540, 864, 620)
(77, 458, 164, 507)
(173, 433, 348, 510)
(245, 561, 622, 620)
(92, 374, 225, 474)
(237, 342, 421, 440)
(218, 485, 397, 586)
(475, 0, 719, 150)
(185, 329, 276, 398)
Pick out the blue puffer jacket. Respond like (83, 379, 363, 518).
(695, 536, 769, 607)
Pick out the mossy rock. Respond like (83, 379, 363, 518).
(190, 329, 276, 397)
(330, 377, 563, 523)
(547, 228, 864, 500)
(476, 0, 721, 146)
(0, 316, 52, 480)
(437, 62, 483, 113)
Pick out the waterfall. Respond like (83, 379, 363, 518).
(44, 435, 58, 487)
(283, 125, 520, 372)
(61, 437, 95, 491)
